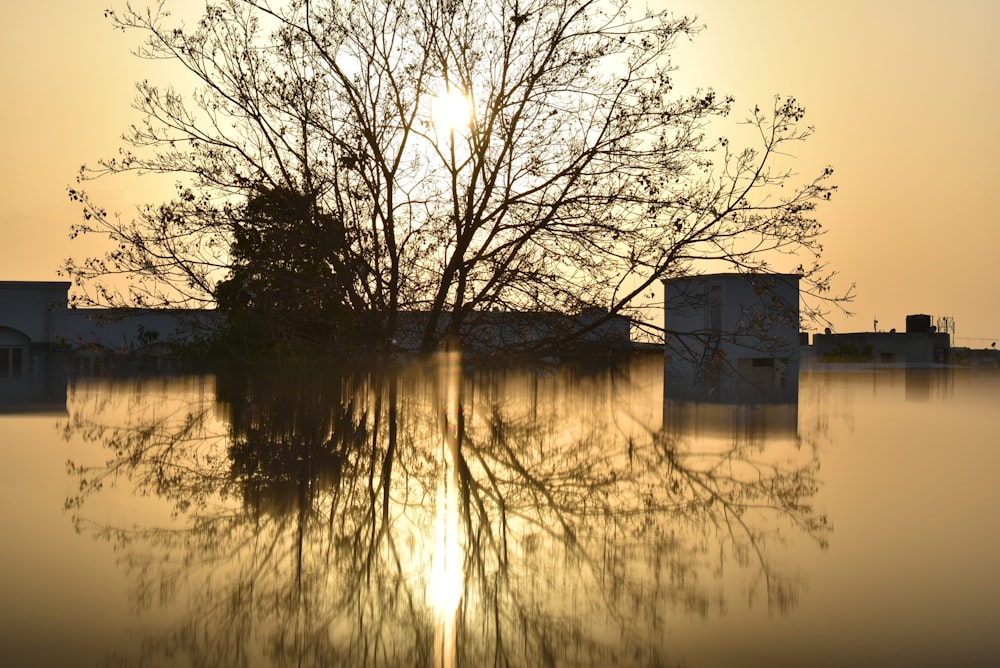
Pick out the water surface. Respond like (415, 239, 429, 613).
(0, 358, 997, 667)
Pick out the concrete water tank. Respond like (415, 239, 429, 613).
(905, 314, 932, 333)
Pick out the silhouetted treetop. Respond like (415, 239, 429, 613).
(66, 0, 845, 352)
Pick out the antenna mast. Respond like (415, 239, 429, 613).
(936, 316, 955, 339)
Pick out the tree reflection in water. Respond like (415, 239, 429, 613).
(62, 354, 830, 667)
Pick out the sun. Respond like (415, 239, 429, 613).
(430, 89, 473, 134)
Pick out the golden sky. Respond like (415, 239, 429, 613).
(2, 1, 998, 344)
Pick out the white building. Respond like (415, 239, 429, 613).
(662, 273, 800, 402)
(0, 281, 216, 384)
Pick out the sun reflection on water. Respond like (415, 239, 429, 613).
(431, 350, 463, 668)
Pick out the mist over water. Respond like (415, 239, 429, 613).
(1, 357, 997, 667)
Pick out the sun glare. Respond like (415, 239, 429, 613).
(430, 89, 473, 133)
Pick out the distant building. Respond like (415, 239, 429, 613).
(950, 346, 1000, 368)
(812, 313, 950, 365)
(662, 273, 799, 402)
(0, 282, 66, 379)
(1, 281, 630, 379)
(0, 281, 216, 380)
(391, 307, 631, 354)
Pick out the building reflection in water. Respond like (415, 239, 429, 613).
(663, 339, 799, 447)
(54, 353, 828, 667)
(904, 366, 955, 402)
(0, 361, 66, 415)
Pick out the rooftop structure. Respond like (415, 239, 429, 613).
(812, 313, 951, 365)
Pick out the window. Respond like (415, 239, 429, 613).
(0, 347, 24, 379)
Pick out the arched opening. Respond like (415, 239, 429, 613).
(71, 343, 114, 377)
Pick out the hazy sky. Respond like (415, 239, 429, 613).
(2, 1, 998, 344)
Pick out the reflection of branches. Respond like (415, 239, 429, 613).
(62, 376, 229, 517)
(450, 359, 829, 666)
(64, 371, 431, 666)
(62, 355, 830, 667)
(648, 429, 827, 613)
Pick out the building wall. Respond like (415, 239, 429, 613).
(813, 331, 950, 364)
(388, 309, 631, 353)
(0, 281, 72, 382)
(662, 273, 800, 402)
(55, 309, 218, 351)
(2, 281, 627, 370)
(0, 281, 69, 343)
(1, 281, 220, 377)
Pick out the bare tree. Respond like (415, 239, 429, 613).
(66, 0, 843, 353)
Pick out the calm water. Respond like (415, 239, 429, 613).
(1, 356, 998, 667)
